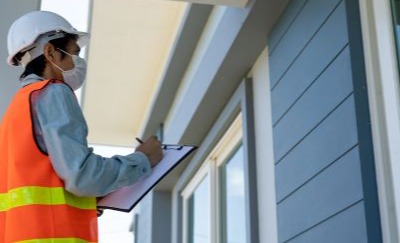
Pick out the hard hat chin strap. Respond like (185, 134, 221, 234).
(19, 52, 33, 68)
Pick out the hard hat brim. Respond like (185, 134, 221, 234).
(7, 30, 90, 66)
(77, 32, 90, 49)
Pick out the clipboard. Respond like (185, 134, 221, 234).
(97, 144, 197, 212)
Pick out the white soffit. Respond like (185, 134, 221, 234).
(165, 0, 247, 7)
(83, 0, 186, 146)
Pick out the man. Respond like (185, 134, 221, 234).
(0, 11, 162, 242)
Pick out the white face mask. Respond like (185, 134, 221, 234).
(51, 48, 87, 91)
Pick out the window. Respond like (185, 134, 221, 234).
(41, 0, 90, 105)
(182, 115, 247, 243)
(391, 0, 400, 68)
(188, 175, 210, 243)
(175, 79, 259, 243)
(220, 145, 246, 243)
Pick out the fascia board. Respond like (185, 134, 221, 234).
(164, 0, 289, 145)
(140, 4, 213, 139)
(170, 0, 248, 8)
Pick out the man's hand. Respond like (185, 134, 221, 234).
(136, 136, 163, 167)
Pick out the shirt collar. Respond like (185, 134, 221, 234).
(20, 74, 45, 87)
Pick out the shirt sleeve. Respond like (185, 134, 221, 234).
(32, 83, 151, 197)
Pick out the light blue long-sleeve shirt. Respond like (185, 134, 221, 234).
(21, 74, 151, 197)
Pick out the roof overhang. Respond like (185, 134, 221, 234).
(142, 0, 290, 190)
(141, 0, 289, 143)
(163, 0, 248, 7)
(82, 0, 187, 146)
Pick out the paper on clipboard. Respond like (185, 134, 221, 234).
(97, 144, 197, 212)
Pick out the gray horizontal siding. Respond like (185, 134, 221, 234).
(277, 145, 364, 242)
(275, 95, 358, 202)
(287, 201, 368, 243)
(273, 45, 353, 162)
(269, 0, 342, 88)
(268, 0, 307, 54)
(270, 1, 349, 126)
(268, 0, 377, 242)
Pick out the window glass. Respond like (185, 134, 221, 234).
(188, 175, 210, 243)
(391, 0, 400, 65)
(220, 145, 246, 243)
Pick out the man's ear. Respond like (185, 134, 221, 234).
(43, 43, 56, 63)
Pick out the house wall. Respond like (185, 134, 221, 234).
(359, 0, 400, 241)
(0, 0, 41, 120)
(136, 191, 172, 243)
(268, 0, 381, 242)
(133, 0, 392, 242)
(151, 192, 172, 243)
(136, 193, 153, 243)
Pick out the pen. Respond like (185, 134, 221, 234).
(136, 137, 144, 144)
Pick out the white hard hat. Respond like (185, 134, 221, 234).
(7, 11, 89, 66)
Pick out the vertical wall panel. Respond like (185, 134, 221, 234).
(152, 192, 172, 243)
(136, 193, 153, 243)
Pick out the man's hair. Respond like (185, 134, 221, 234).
(17, 33, 78, 79)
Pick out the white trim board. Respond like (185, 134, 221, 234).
(359, 0, 400, 242)
(249, 47, 278, 243)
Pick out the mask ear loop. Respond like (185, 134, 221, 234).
(56, 48, 72, 56)
(48, 58, 65, 72)
(57, 48, 80, 59)
(51, 48, 76, 72)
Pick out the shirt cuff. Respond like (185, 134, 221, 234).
(131, 151, 152, 177)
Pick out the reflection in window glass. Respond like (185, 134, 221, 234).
(391, 0, 400, 66)
(189, 175, 210, 243)
(221, 145, 246, 243)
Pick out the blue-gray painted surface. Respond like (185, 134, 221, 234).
(277, 144, 364, 241)
(270, 2, 348, 126)
(269, 0, 342, 88)
(268, 0, 307, 54)
(273, 45, 353, 162)
(0, 0, 41, 120)
(288, 202, 368, 243)
(275, 96, 358, 202)
(135, 193, 153, 243)
(269, 0, 381, 242)
(152, 191, 172, 243)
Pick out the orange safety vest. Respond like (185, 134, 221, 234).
(0, 80, 98, 242)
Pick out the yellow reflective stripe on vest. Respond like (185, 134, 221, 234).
(0, 186, 96, 212)
(17, 238, 90, 243)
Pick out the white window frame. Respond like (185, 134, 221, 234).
(181, 114, 243, 243)
(173, 78, 260, 243)
(359, 0, 400, 242)
(181, 158, 211, 243)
